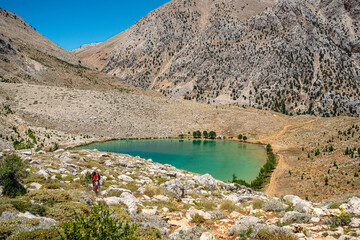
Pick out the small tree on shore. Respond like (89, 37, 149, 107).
(203, 131, 208, 138)
(209, 131, 216, 139)
(193, 131, 201, 138)
(243, 136, 248, 141)
(237, 134, 243, 140)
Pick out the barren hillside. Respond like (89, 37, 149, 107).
(0, 8, 154, 92)
(78, 0, 360, 116)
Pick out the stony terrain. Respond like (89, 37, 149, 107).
(1, 81, 360, 202)
(1, 149, 360, 239)
(78, 0, 360, 116)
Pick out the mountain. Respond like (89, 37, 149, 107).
(0, 8, 139, 90)
(71, 42, 102, 54)
(77, 0, 360, 116)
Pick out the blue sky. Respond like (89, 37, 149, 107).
(1, 0, 170, 50)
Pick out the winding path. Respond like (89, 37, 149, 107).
(248, 117, 320, 196)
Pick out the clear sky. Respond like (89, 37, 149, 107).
(0, 0, 170, 51)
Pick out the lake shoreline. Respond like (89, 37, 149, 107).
(75, 138, 268, 182)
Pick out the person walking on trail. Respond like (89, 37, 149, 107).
(91, 171, 100, 196)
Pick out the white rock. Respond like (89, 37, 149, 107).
(350, 218, 360, 227)
(117, 174, 134, 182)
(21, 151, 32, 156)
(310, 217, 321, 223)
(188, 207, 212, 220)
(120, 192, 139, 214)
(142, 208, 157, 215)
(154, 195, 170, 202)
(226, 194, 241, 203)
(47, 168, 60, 174)
(200, 232, 214, 240)
(340, 197, 360, 215)
(193, 174, 220, 191)
(30, 183, 42, 190)
(36, 169, 50, 179)
(312, 207, 326, 217)
(161, 179, 186, 198)
(284, 195, 312, 213)
(103, 197, 122, 205)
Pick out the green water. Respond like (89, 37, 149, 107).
(79, 139, 267, 182)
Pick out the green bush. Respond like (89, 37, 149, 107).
(28, 204, 46, 216)
(6, 200, 46, 216)
(0, 218, 41, 239)
(9, 200, 31, 212)
(324, 216, 351, 227)
(7, 228, 60, 240)
(0, 154, 27, 198)
(135, 227, 162, 240)
(47, 202, 90, 221)
(220, 200, 239, 212)
(192, 213, 205, 224)
(58, 203, 138, 240)
(257, 228, 274, 239)
(27, 190, 72, 205)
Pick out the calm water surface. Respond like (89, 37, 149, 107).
(79, 139, 266, 182)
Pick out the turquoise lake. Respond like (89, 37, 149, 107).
(79, 139, 267, 182)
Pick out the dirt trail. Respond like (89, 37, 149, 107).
(249, 117, 320, 196)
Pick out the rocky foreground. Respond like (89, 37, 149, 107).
(1, 149, 360, 239)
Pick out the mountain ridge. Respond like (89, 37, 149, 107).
(77, 0, 360, 117)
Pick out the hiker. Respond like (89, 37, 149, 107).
(91, 171, 100, 196)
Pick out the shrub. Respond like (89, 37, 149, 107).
(257, 228, 274, 239)
(0, 218, 41, 239)
(9, 200, 32, 212)
(192, 213, 205, 224)
(252, 199, 264, 209)
(143, 185, 165, 197)
(263, 201, 287, 212)
(324, 215, 351, 227)
(0, 203, 16, 215)
(7, 200, 46, 216)
(220, 200, 239, 212)
(146, 201, 179, 212)
(329, 201, 342, 209)
(0, 154, 27, 198)
(135, 227, 162, 240)
(47, 202, 90, 221)
(7, 229, 60, 240)
(27, 190, 72, 204)
(28, 204, 46, 216)
(196, 200, 216, 211)
(58, 203, 138, 239)
(283, 212, 311, 224)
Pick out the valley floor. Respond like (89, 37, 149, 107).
(0, 82, 360, 201)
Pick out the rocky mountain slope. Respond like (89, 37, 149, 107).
(77, 0, 360, 117)
(1, 149, 360, 239)
(0, 8, 146, 91)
